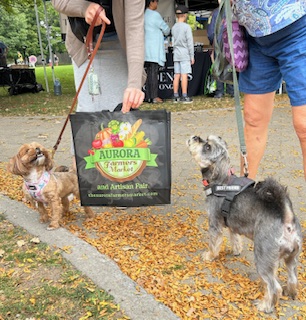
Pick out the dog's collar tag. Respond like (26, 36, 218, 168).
(205, 187, 212, 196)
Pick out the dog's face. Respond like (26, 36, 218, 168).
(186, 135, 229, 168)
(8, 142, 53, 177)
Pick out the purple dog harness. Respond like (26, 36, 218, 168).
(25, 171, 51, 203)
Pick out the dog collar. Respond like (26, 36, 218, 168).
(25, 171, 51, 203)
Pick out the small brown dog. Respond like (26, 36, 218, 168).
(8, 142, 95, 230)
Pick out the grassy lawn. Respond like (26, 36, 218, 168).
(0, 65, 76, 116)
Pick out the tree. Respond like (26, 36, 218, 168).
(0, 0, 34, 14)
(0, 1, 66, 63)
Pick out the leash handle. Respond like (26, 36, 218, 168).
(52, 6, 106, 159)
(85, 6, 105, 58)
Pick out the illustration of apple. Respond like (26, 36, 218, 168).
(92, 139, 103, 149)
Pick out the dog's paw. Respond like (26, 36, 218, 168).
(283, 284, 297, 300)
(255, 300, 274, 314)
(39, 216, 49, 224)
(47, 222, 60, 230)
(202, 251, 215, 261)
(84, 216, 96, 223)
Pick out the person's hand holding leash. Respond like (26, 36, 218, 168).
(85, 3, 111, 26)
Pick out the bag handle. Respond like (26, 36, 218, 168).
(52, 6, 106, 159)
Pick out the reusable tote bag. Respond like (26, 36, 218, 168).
(70, 110, 171, 207)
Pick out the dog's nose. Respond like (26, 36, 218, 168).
(35, 147, 42, 155)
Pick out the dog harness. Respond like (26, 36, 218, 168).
(25, 171, 51, 203)
(203, 174, 255, 224)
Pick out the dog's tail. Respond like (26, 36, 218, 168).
(255, 177, 294, 222)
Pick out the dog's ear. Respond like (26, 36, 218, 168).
(7, 154, 28, 176)
(217, 136, 228, 152)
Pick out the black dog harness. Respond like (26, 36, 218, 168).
(203, 174, 255, 225)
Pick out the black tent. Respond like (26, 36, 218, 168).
(181, 0, 218, 10)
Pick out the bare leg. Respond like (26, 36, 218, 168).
(181, 74, 188, 95)
(241, 93, 275, 179)
(173, 74, 180, 95)
(292, 105, 306, 180)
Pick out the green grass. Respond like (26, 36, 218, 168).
(0, 214, 128, 320)
(0, 65, 76, 116)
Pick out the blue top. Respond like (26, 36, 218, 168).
(233, 0, 306, 37)
(171, 22, 194, 62)
(144, 9, 170, 67)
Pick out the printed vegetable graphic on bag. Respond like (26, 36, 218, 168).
(84, 118, 157, 182)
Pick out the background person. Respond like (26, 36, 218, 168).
(144, 0, 170, 104)
(51, 0, 145, 114)
(171, 4, 194, 104)
(232, 0, 306, 180)
(54, 54, 59, 66)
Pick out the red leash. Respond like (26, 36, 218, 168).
(52, 6, 106, 159)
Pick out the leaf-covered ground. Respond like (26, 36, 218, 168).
(1, 161, 306, 320)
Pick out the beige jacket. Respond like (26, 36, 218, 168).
(51, 0, 145, 90)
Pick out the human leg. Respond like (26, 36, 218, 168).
(144, 62, 153, 101)
(226, 83, 234, 97)
(151, 62, 159, 100)
(292, 106, 306, 180)
(241, 92, 275, 179)
(179, 61, 192, 97)
(145, 62, 159, 101)
(274, 17, 306, 179)
(181, 73, 188, 95)
(173, 73, 181, 95)
(214, 80, 225, 98)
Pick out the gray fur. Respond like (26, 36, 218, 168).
(187, 135, 302, 314)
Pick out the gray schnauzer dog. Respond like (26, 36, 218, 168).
(187, 134, 302, 313)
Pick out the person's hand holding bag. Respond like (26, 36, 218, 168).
(122, 88, 145, 113)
